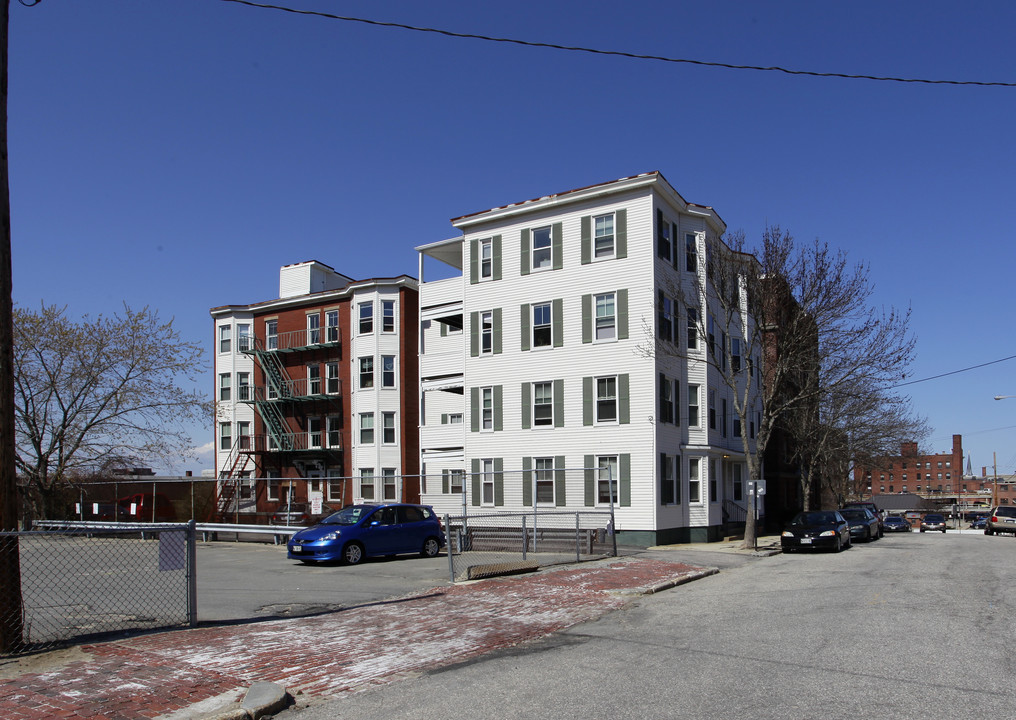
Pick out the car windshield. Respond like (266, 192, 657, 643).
(320, 504, 376, 526)
(792, 512, 838, 525)
(924, 515, 943, 521)
(839, 510, 866, 520)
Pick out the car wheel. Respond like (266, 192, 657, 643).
(421, 536, 441, 558)
(865, 528, 872, 542)
(833, 535, 842, 552)
(920, 528, 925, 533)
(942, 528, 947, 534)
(343, 542, 365, 565)
(985, 526, 993, 536)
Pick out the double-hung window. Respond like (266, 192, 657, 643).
(219, 373, 231, 402)
(237, 372, 250, 401)
(594, 213, 614, 258)
(326, 310, 339, 342)
(359, 302, 373, 334)
(266, 319, 278, 350)
(481, 387, 494, 430)
(688, 384, 700, 427)
(237, 323, 251, 352)
(535, 457, 555, 504)
(532, 303, 552, 348)
(595, 293, 616, 341)
(326, 416, 341, 448)
(481, 459, 495, 504)
(444, 469, 464, 494)
(687, 307, 698, 349)
(307, 313, 320, 345)
(359, 356, 374, 389)
(657, 210, 672, 262)
(597, 455, 618, 505)
(709, 390, 717, 430)
(532, 226, 552, 270)
(359, 413, 374, 444)
(326, 362, 340, 394)
(533, 381, 553, 427)
(596, 377, 617, 423)
(660, 454, 676, 505)
(480, 239, 493, 279)
(382, 469, 397, 501)
(307, 364, 321, 395)
(219, 422, 232, 451)
(382, 300, 395, 333)
(480, 311, 494, 354)
(685, 233, 698, 272)
(219, 325, 231, 353)
(659, 374, 674, 423)
(307, 417, 322, 449)
(658, 292, 673, 342)
(381, 355, 395, 388)
(360, 468, 375, 500)
(382, 411, 396, 444)
(689, 458, 702, 503)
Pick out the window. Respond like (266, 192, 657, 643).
(307, 313, 320, 345)
(237, 372, 250, 401)
(327, 476, 343, 502)
(595, 293, 616, 341)
(266, 319, 278, 350)
(326, 362, 340, 394)
(237, 323, 251, 352)
(709, 459, 717, 502)
(382, 468, 397, 501)
(382, 300, 396, 333)
(219, 373, 231, 401)
(597, 456, 618, 505)
(596, 376, 617, 423)
(689, 458, 701, 503)
(685, 233, 698, 272)
(482, 459, 495, 504)
(302, 364, 320, 395)
(708, 315, 716, 358)
(444, 469, 464, 494)
(359, 468, 375, 500)
(532, 226, 552, 270)
(480, 238, 493, 279)
(326, 416, 341, 448)
(709, 390, 716, 429)
(657, 210, 672, 261)
(481, 311, 494, 354)
(219, 422, 231, 451)
(444, 413, 463, 424)
(658, 292, 673, 342)
(721, 398, 728, 437)
(382, 355, 395, 388)
(733, 464, 743, 501)
(660, 454, 676, 505)
(532, 303, 552, 347)
(234, 421, 249, 450)
(481, 387, 493, 430)
(687, 307, 698, 349)
(688, 384, 700, 427)
(382, 411, 396, 444)
(659, 374, 674, 424)
(359, 356, 374, 389)
(219, 325, 231, 353)
(307, 417, 322, 449)
(359, 413, 374, 444)
(732, 338, 742, 373)
(358, 302, 373, 334)
(533, 381, 553, 426)
(535, 457, 555, 504)
(326, 310, 339, 343)
(594, 213, 614, 258)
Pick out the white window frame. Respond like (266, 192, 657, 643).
(359, 356, 374, 389)
(381, 355, 396, 388)
(532, 302, 552, 348)
(688, 384, 700, 427)
(479, 238, 493, 279)
(359, 301, 373, 334)
(237, 371, 250, 401)
(481, 459, 495, 505)
(535, 457, 555, 505)
(359, 468, 375, 500)
(219, 422, 232, 451)
(382, 299, 396, 333)
(326, 416, 341, 449)
(359, 412, 374, 445)
(533, 381, 553, 427)
(685, 233, 698, 272)
(219, 325, 231, 353)
(219, 373, 231, 402)
(597, 455, 618, 506)
(307, 313, 320, 345)
(480, 311, 493, 355)
(326, 310, 339, 343)
(382, 468, 397, 501)
(237, 323, 251, 352)
(481, 387, 494, 431)
(595, 292, 616, 341)
(532, 226, 552, 271)
(266, 319, 278, 350)
(445, 468, 464, 494)
(593, 213, 615, 259)
(326, 362, 340, 394)
(595, 376, 617, 424)
(236, 421, 250, 450)
(382, 411, 396, 445)
(327, 475, 343, 502)
(307, 417, 322, 449)
(307, 364, 321, 395)
(689, 457, 702, 504)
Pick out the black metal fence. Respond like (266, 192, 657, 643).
(0, 522, 196, 656)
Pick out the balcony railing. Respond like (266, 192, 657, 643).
(238, 328, 341, 354)
(249, 433, 343, 453)
(240, 380, 343, 403)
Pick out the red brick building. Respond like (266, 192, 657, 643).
(853, 434, 963, 497)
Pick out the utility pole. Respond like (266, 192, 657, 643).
(0, 0, 25, 653)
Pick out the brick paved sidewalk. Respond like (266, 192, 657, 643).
(0, 557, 713, 720)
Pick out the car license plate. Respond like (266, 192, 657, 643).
(292, 545, 302, 552)
(800, 538, 812, 544)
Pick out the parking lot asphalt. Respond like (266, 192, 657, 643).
(0, 555, 717, 720)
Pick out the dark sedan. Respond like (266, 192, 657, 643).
(920, 513, 948, 533)
(838, 507, 881, 542)
(782, 511, 851, 552)
(882, 516, 912, 532)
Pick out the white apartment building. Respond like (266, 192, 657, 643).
(417, 172, 760, 545)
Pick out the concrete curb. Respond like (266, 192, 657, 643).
(613, 566, 720, 596)
(191, 682, 290, 720)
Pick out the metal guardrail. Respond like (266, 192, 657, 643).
(35, 520, 303, 544)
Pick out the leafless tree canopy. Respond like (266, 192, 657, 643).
(13, 303, 209, 519)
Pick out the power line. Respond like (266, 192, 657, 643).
(219, 0, 1016, 88)
(892, 354, 1016, 388)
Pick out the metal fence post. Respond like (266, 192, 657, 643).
(186, 520, 197, 627)
(575, 512, 581, 562)
(522, 514, 527, 560)
(445, 514, 454, 583)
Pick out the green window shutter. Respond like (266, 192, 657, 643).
(441, 413, 448, 425)
(471, 459, 481, 506)
(582, 376, 593, 426)
(521, 382, 532, 430)
(469, 311, 479, 357)
(552, 298, 563, 348)
(581, 294, 592, 344)
(616, 209, 627, 259)
(522, 457, 533, 506)
(584, 454, 595, 506)
(674, 380, 681, 427)
(580, 216, 591, 265)
(555, 456, 566, 506)
(619, 373, 631, 425)
(469, 239, 478, 284)
(671, 223, 679, 268)
(520, 303, 530, 352)
(493, 307, 503, 355)
(617, 289, 629, 340)
(494, 458, 504, 506)
(552, 222, 563, 270)
(494, 385, 503, 432)
(521, 229, 531, 276)
(470, 387, 479, 432)
(553, 378, 564, 428)
(620, 453, 631, 507)
(492, 234, 502, 281)
(442, 471, 450, 494)
(675, 453, 682, 504)
(440, 322, 448, 337)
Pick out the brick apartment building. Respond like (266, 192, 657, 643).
(853, 434, 964, 497)
(210, 261, 419, 521)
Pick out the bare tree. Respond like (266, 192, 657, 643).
(13, 303, 209, 519)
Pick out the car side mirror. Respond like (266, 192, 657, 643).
(370, 520, 380, 527)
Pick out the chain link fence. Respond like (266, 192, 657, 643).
(443, 510, 616, 582)
(0, 522, 196, 656)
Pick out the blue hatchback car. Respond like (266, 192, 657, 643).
(287, 503, 444, 565)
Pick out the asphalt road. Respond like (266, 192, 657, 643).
(280, 531, 1016, 719)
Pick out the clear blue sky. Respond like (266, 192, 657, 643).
(9, 0, 1016, 476)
